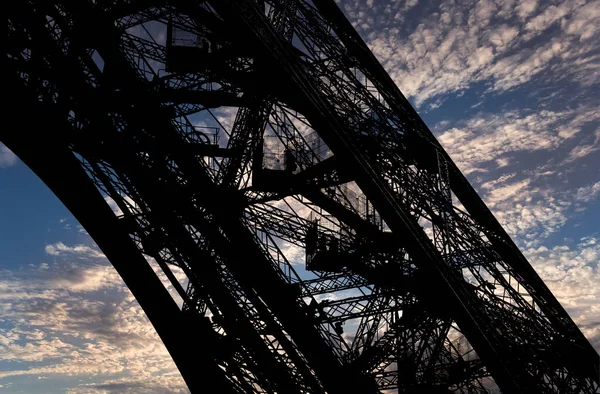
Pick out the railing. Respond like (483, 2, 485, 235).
(180, 124, 220, 145)
(171, 26, 210, 50)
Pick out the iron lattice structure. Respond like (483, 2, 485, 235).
(5, 1, 599, 393)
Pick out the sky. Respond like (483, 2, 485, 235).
(1, 0, 599, 392)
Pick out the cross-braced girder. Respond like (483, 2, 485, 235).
(5, 0, 599, 393)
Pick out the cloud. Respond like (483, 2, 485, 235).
(437, 106, 599, 174)
(575, 181, 600, 203)
(515, 0, 539, 20)
(495, 158, 510, 168)
(566, 128, 600, 162)
(279, 240, 305, 265)
(50, 263, 121, 293)
(0, 143, 18, 168)
(45, 242, 106, 259)
(0, 336, 73, 363)
(429, 104, 598, 253)
(66, 377, 190, 394)
(486, 181, 571, 244)
(352, 0, 600, 107)
(523, 3, 571, 35)
(525, 237, 600, 352)
(434, 105, 598, 248)
(468, 174, 599, 248)
(0, 242, 187, 393)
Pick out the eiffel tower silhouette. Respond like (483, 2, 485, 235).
(5, 1, 598, 393)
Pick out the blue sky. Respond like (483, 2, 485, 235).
(1, 0, 599, 392)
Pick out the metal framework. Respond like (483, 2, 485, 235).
(5, 1, 599, 393)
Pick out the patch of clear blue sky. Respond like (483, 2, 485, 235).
(0, 162, 75, 271)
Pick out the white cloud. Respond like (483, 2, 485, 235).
(566, 128, 600, 161)
(562, 0, 600, 40)
(488, 184, 571, 244)
(480, 172, 517, 190)
(434, 104, 598, 248)
(0, 143, 18, 168)
(0, 257, 187, 392)
(485, 178, 531, 204)
(526, 237, 600, 351)
(2, 234, 187, 391)
(575, 181, 600, 202)
(515, 0, 539, 20)
(471, 175, 598, 248)
(438, 106, 599, 174)
(0, 337, 73, 363)
(567, 142, 599, 161)
(45, 242, 105, 259)
(495, 158, 510, 168)
(279, 240, 305, 265)
(50, 263, 121, 293)
(358, 0, 600, 106)
(524, 3, 570, 34)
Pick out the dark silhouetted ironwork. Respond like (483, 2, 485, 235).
(5, 1, 599, 393)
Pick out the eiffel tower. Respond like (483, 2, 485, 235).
(5, 1, 599, 393)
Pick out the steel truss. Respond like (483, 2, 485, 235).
(5, 0, 599, 393)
